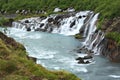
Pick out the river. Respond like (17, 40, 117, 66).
(1, 27, 120, 80)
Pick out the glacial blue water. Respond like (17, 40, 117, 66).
(1, 27, 120, 80)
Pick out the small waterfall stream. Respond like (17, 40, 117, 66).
(3, 11, 120, 80)
(12, 11, 104, 54)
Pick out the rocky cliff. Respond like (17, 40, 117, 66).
(99, 17, 120, 62)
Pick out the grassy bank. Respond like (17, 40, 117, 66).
(0, 31, 80, 80)
(0, 0, 120, 18)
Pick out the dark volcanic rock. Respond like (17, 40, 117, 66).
(99, 17, 120, 63)
(27, 27, 31, 31)
(48, 17, 54, 23)
(70, 20, 75, 28)
(100, 38, 120, 62)
(25, 20, 29, 23)
(55, 15, 63, 21)
(40, 16, 47, 20)
(78, 16, 82, 19)
(39, 23, 44, 28)
(76, 56, 92, 64)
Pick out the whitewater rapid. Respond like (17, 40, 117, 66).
(0, 11, 120, 80)
(0, 27, 120, 80)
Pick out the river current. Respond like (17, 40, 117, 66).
(1, 27, 120, 80)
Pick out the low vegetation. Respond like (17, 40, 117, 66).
(106, 32, 120, 45)
(0, 31, 80, 80)
(0, 0, 120, 19)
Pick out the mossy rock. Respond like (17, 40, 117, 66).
(74, 34, 82, 39)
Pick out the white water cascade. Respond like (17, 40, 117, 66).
(12, 11, 104, 54)
(4, 11, 120, 80)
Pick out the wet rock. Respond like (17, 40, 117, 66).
(100, 38, 120, 62)
(48, 28, 53, 33)
(39, 23, 44, 28)
(27, 27, 31, 31)
(74, 34, 82, 39)
(70, 20, 75, 28)
(40, 16, 47, 20)
(78, 58, 85, 64)
(76, 57, 82, 60)
(24, 20, 29, 23)
(53, 20, 60, 27)
(84, 12, 94, 24)
(78, 16, 82, 19)
(48, 18, 54, 23)
(55, 15, 63, 21)
(76, 57, 91, 64)
(35, 28, 46, 32)
(76, 56, 92, 64)
(83, 15, 86, 17)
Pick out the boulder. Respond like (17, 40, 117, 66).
(48, 18, 54, 23)
(70, 20, 75, 28)
(24, 20, 29, 23)
(39, 23, 44, 28)
(78, 16, 82, 19)
(27, 27, 31, 31)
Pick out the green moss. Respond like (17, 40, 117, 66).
(74, 34, 82, 39)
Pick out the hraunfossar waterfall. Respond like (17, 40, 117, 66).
(1, 11, 120, 80)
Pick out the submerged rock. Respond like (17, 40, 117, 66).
(76, 55, 93, 64)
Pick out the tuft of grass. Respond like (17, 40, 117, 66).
(106, 32, 120, 45)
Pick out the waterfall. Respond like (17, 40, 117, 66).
(12, 11, 104, 54)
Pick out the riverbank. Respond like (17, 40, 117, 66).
(0, 31, 80, 80)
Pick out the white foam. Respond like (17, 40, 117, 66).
(109, 75, 120, 78)
(25, 34, 41, 39)
(54, 67, 60, 70)
(74, 67, 88, 73)
(76, 53, 88, 57)
(27, 48, 57, 60)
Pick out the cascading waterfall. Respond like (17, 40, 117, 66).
(12, 11, 104, 54)
(4, 10, 120, 80)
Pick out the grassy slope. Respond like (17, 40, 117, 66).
(0, 0, 120, 18)
(0, 31, 80, 80)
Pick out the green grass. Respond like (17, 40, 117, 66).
(0, 0, 120, 19)
(0, 31, 80, 80)
(0, 17, 9, 26)
(106, 32, 120, 45)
